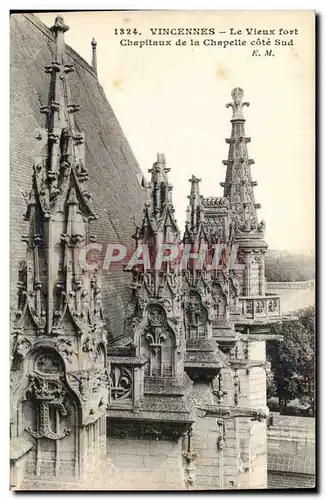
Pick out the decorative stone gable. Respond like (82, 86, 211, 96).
(124, 153, 184, 377)
(10, 16, 108, 489)
(106, 154, 192, 447)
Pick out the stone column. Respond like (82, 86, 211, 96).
(247, 340, 268, 489)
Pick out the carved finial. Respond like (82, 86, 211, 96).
(50, 15, 69, 34)
(186, 175, 202, 230)
(157, 153, 165, 165)
(189, 175, 201, 186)
(188, 175, 201, 200)
(226, 87, 250, 120)
(91, 38, 97, 76)
(148, 153, 169, 185)
(189, 174, 201, 184)
(50, 16, 69, 65)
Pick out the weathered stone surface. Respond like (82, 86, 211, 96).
(10, 13, 146, 338)
(11, 14, 286, 491)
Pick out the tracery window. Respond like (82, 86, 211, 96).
(186, 291, 207, 340)
(141, 305, 175, 377)
(21, 350, 79, 480)
(211, 283, 227, 318)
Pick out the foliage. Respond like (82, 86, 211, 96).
(265, 251, 315, 282)
(266, 305, 315, 415)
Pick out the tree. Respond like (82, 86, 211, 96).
(266, 306, 315, 415)
(265, 252, 315, 282)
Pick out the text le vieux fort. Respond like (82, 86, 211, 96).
(116, 27, 299, 48)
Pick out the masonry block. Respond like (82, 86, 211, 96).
(107, 437, 150, 455)
(113, 454, 145, 468)
(165, 470, 183, 484)
(148, 440, 181, 457)
(195, 418, 211, 431)
(197, 457, 220, 467)
(193, 430, 208, 449)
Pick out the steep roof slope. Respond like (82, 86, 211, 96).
(10, 13, 146, 338)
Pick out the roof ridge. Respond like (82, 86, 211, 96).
(20, 13, 143, 178)
(21, 13, 98, 80)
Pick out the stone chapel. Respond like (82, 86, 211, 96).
(10, 13, 283, 490)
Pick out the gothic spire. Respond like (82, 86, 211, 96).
(140, 153, 179, 240)
(220, 88, 264, 236)
(33, 14, 94, 219)
(185, 175, 202, 234)
(124, 154, 184, 378)
(91, 38, 98, 75)
(17, 14, 100, 336)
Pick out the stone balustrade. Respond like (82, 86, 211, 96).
(238, 296, 281, 321)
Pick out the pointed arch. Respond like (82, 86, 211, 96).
(137, 303, 177, 378)
(185, 290, 208, 340)
(12, 346, 82, 481)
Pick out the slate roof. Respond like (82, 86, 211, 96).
(268, 454, 315, 475)
(10, 13, 146, 338)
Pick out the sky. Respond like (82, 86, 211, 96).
(37, 11, 315, 253)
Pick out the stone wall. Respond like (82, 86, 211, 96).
(105, 436, 185, 490)
(186, 370, 268, 491)
(267, 415, 315, 489)
(102, 363, 270, 492)
(191, 415, 242, 490)
(103, 416, 262, 491)
(191, 414, 266, 490)
(247, 340, 268, 489)
(268, 414, 315, 456)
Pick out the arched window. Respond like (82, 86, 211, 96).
(141, 305, 175, 377)
(185, 291, 207, 340)
(21, 349, 80, 480)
